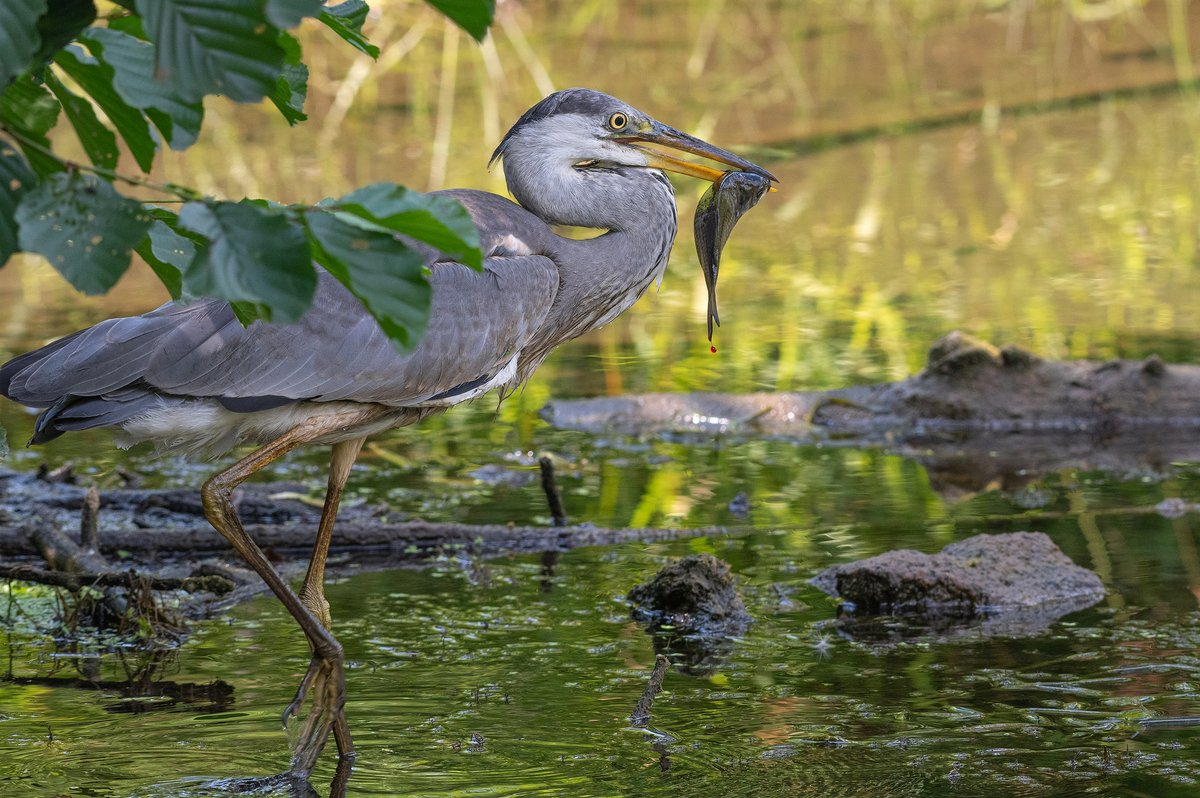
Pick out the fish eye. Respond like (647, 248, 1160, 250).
(608, 112, 628, 131)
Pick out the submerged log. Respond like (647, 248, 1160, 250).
(542, 332, 1200, 498)
(543, 332, 1200, 439)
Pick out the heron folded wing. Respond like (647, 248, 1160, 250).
(1, 252, 559, 417)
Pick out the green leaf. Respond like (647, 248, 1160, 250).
(326, 0, 370, 32)
(424, 0, 494, 42)
(334, 183, 482, 269)
(228, 300, 267, 326)
(270, 30, 306, 124)
(177, 200, 315, 323)
(15, 171, 152, 294)
(34, 0, 97, 64)
(0, 76, 63, 176)
(44, 71, 118, 169)
(54, 45, 156, 171)
(79, 28, 205, 150)
(106, 12, 145, 38)
(318, 2, 379, 59)
(0, 145, 38, 263)
(1, 1, 48, 88)
(135, 0, 286, 104)
(264, 0, 324, 29)
(0, 424, 8, 462)
(134, 218, 194, 299)
(305, 210, 432, 350)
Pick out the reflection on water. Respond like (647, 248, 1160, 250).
(4, 0, 1200, 795)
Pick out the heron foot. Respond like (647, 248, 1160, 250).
(282, 655, 324, 727)
(288, 652, 355, 773)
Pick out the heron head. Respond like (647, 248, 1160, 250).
(490, 88, 776, 227)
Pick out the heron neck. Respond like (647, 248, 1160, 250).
(550, 172, 678, 337)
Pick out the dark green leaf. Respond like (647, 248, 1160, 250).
(15, 171, 152, 294)
(424, 0, 494, 42)
(318, 2, 379, 59)
(228, 300, 267, 325)
(34, 0, 97, 64)
(269, 62, 308, 125)
(305, 210, 432, 350)
(106, 13, 146, 38)
(0, 77, 59, 136)
(0, 0, 47, 88)
(264, 0, 324, 29)
(0, 76, 63, 176)
(335, 182, 482, 269)
(177, 200, 315, 323)
(134, 219, 194, 299)
(135, 0, 285, 103)
(277, 30, 303, 64)
(326, 0, 369, 32)
(54, 44, 156, 171)
(78, 28, 204, 150)
(44, 71, 118, 169)
(0, 145, 37, 263)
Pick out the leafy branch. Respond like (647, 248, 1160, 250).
(0, 0, 495, 352)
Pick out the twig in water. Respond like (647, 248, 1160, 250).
(630, 654, 670, 727)
(80, 487, 100, 552)
(538, 456, 568, 527)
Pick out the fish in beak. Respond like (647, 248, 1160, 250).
(617, 121, 776, 344)
(693, 171, 772, 342)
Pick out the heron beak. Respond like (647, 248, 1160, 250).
(618, 121, 778, 185)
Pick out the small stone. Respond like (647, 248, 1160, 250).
(727, 491, 750, 517)
(1142, 354, 1166, 377)
(925, 331, 1002, 375)
(1000, 345, 1040, 369)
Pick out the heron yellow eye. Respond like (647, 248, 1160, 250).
(608, 112, 628, 131)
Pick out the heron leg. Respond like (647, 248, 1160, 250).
(298, 437, 367, 629)
(287, 437, 366, 757)
(200, 408, 384, 767)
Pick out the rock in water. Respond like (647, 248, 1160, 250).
(694, 171, 771, 341)
(810, 531, 1104, 632)
(629, 554, 751, 674)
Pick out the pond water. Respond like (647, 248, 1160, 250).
(5, 1, 1200, 795)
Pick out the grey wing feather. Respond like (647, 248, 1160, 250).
(2, 254, 560, 410)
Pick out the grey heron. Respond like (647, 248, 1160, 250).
(0, 88, 776, 763)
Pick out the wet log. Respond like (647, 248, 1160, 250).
(0, 519, 729, 559)
(542, 332, 1200, 440)
(31, 525, 111, 574)
(0, 563, 234, 595)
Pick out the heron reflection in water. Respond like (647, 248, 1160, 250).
(0, 88, 776, 769)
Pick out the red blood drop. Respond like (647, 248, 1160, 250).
(710, 345, 718, 354)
